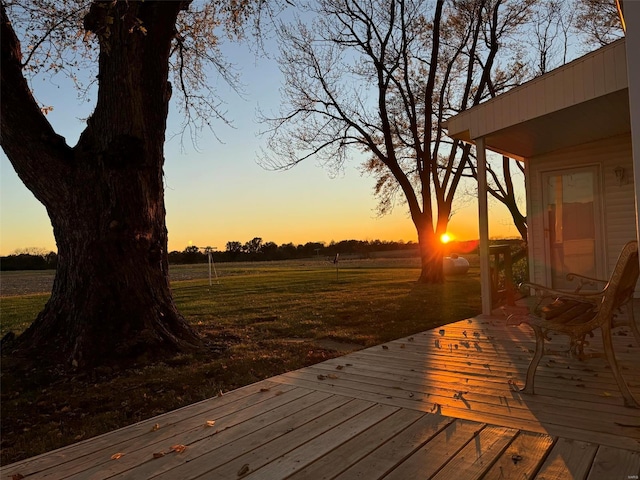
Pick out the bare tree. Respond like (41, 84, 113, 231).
(262, 0, 534, 283)
(575, 0, 624, 48)
(0, 0, 266, 369)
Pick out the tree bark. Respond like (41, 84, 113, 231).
(416, 223, 445, 284)
(1, 1, 203, 368)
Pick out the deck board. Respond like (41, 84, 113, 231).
(3, 315, 640, 479)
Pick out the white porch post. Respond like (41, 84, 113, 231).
(626, 3, 640, 254)
(476, 137, 492, 315)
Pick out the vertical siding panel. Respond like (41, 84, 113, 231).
(529, 79, 544, 118)
(573, 61, 585, 103)
(518, 84, 528, 122)
(545, 74, 556, 112)
(614, 42, 628, 90)
(553, 71, 566, 109)
(563, 66, 574, 107)
(592, 51, 606, 97)
(604, 46, 617, 93)
(583, 56, 596, 100)
(485, 101, 495, 134)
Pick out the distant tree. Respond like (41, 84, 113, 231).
(262, 0, 535, 283)
(182, 245, 205, 263)
(279, 242, 298, 259)
(225, 241, 243, 260)
(0, 1, 267, 369)
(261, 241, 279, 259)
(243, 237, 263, 255)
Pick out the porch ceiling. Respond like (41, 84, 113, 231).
(478, 88, 630, 160)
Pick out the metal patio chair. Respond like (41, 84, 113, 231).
(507, 240, 640, 408)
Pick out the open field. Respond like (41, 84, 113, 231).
(1, 256, 482, 465)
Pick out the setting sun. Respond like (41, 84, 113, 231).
(440, 233, 452, 244)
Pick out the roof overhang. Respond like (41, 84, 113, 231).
(446, 39, 631, 160)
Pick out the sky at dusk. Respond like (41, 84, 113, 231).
(0, 33, 525, 257)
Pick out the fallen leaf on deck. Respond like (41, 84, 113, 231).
(575, 383, 586, 388)
(151, 423, 160, 432)
(336, 365, 344, 370)
(238, 463, 250, 476)
(170, 444, 187, 453)
(382, 345, 389, 350)
(483, 364, 491, 369)
(439, 329, 445, 336)
(400, 344, 406, 349)
(11, 474, 25, 480)
(274, 390, 284, 396)
(511, 454, 523, 464)
(408, 337, 415, 342)
(205, 420, 216, 427)
(260, 387, 270, 392)
(317, 374, 327, 380)
(153, 452, 165, 459)
(326, 374, 339, 379)
(508, 379, 519, 392)
(111, 453, 124, 460)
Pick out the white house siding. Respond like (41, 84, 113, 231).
(527, 134, 635, 289)
(446, 39, 627, 144)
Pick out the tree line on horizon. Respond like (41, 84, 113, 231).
(0, 239, 420, 270)
(170, 238, 421, 263)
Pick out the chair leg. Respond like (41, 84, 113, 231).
(601, 325, 640, 408)
(626, 301, 640, 347)
(521, 324, 545, 394)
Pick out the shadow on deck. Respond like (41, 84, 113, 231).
(3, 315, 640, 479)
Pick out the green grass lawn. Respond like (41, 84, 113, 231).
(0, 257, 482, 465)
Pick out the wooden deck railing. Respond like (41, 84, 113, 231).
(489, 244, 527, 307)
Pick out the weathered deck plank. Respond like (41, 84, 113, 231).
(481, 431, 556, 480)
(430, 425, 519, 480)
(587, 445, 640, 479)
(332, 413, 456, 479)
(534, 438, 598, 480)
(286, 408, 426, 480)
(381, 419, 488, 479)
(2, 315, 639, 480)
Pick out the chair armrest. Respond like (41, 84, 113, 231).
(565, 273, 608, 292)
(518, 281, 606, 303)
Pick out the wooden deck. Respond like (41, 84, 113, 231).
(3, 316, 640, 479)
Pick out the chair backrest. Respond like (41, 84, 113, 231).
(600, 241, 639, 319)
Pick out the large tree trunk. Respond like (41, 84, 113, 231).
(416, 227, 445, 284)
(1, 1, 203, 368)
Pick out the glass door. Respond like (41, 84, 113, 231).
(543, 167, 602, 289)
